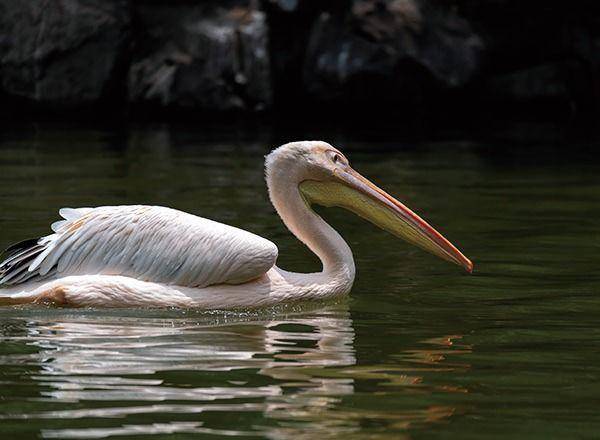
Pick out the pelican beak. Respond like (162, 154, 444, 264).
(299, 166, 473, 273)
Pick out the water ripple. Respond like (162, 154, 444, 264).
(0, 306, 471, 437)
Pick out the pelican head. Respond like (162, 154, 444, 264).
(266, 141, 473, 273)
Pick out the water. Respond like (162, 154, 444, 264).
(0, 122, 599, 438)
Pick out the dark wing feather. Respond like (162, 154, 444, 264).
(2, 238, 40, 259)
(0, 238, 48, 285)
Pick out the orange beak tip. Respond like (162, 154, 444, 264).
(464, 260, 474, 274)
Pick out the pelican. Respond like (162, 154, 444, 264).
(0, 141, 472, 308)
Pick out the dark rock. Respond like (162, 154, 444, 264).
(454, 1, 600, 113)
(0, 0, 597, 118)
(303, 0, 483, 106)
(0, 0, 131, 107)
(267, 0, 301, 13)
(483, 63, 570, 102)
(129, 2, 272, 112)
(475, 60, 597, 116)
(261, 0, 347, 107)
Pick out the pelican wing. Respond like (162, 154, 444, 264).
(0, 205, 278, 287)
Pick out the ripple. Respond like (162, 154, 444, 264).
(0, 306, 471, 437)
(41, 422, 255, 439)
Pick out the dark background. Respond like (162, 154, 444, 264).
(0, 0, 598, 125)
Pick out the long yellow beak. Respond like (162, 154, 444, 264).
(299, 166, 473, 273)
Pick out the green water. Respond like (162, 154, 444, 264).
(0, 123, 599, 439)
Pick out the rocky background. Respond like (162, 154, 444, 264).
(0, 0, 598, 120)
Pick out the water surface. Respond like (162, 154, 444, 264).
(0, 123, 599, 438)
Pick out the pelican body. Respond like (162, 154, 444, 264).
(0, 142, 472, 308)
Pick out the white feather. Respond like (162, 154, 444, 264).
(24, 205, 279, 288)
(51, 220, 66, 232)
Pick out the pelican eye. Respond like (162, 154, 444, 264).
(329, 151, 345, 165)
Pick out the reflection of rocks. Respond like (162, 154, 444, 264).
(0, 0, 130, 107)
(129, 2, 271, 112)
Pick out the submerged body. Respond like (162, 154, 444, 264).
(0, 141, 471, 308)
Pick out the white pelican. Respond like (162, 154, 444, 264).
(0, 141, 472, 308)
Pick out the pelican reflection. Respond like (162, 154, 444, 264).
(0, 307, 471, 438)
